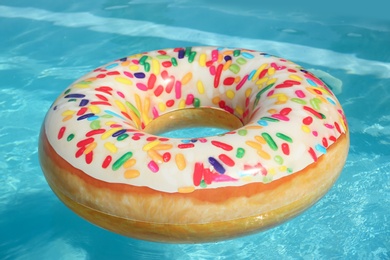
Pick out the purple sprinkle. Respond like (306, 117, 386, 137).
(224, 55, 232, 61)
(119, 57, 127, 61)
(79, 99, 89, 107)
(77, 113, 95, 120)
(134, 72, 145, 78)
(178, 49, 185, 59)
(112, 129, 126, 137)
(208, 157, 225, 174)
(65, 93, 85, 98)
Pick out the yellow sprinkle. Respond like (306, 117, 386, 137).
(105, 121, 117, 126)
(218, 53, 223, 63)
(124, 169, 140, 179)
(62, 110, 75, 116)
(179, 99, 186, 109)
(124, 158, 137, 168)
(115, 100, 127, 113)
(268, 67, 276, 75)
(153, 144, 173, 150)
(340, 117, 347, 132)
(301, 125, 311, 133)
(267, 78, 277, 85)
(257, 149, 271, 160)
(241, 176, 253, 182)
(245, 141, 262, 150)
(175, 153, 186, 170)
(223, 59, 232, 71)
(147, 149, 163, 163)
(234, 76, 241, 83)
(269, 168, 276, 175)
(245, 88, 252, 98)
(199, 53, 207, 67)
(62, 115, 73, 122)
(181, 72, 192, 85)
(255, 135, 266, 144)
(279, 165, 287, 172)
(256, 77, 268, 86)
(152, 59, 160, 75)
(226, 90, 235, 99)
(89, 105, 100, 114)
(84, 142, 97, 154)
(178, 186, 195, 193)
(253, 63, 268, 81)
(196, 80, 205, 94)
(245, 125, 263, 130)
(212, 97, 220, 105)
(101, 128, 121, 140)
(127, 109, 141, 128)
(143, 97, 151, 125)
(235, 106, 243, 115)
(115, 77, 132, 85)
(267, 109, 277, 114)
(135, 93, 142, 113)
(289, 74, 302, 81)
(129, 65, 139, 71)
(104, 142, 118, 153)
(158, 102, 166, 112)
(74, 83, 91, 89)
(143, 140, 161, 151)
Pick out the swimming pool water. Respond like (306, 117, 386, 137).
(1, 0, 389, 259)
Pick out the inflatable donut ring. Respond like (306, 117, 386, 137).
(39, 46, 349, 243)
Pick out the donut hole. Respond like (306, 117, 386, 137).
(143, 107, 243, 138)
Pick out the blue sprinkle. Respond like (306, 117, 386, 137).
(181, 139, 191, 144)
(315, 144, 327, 154)
(248, 69, 256, 80)
(306, 78, 317, 87)
(134, 72, 145, 78)
(242, 52, 254, 59)
(119, 57, 127, 61)
(178, 49, 185, 59)
(87, 116, 99, 121)
(65, 93, 85, 98)
(327, 97, 336, 105)
(104, 110, 125, 120)
(257, 120, 268, 126)
(208, 157, 225, 174)
(79, 99, 89, 107)
(77, 113, 95, 121)
(112, 129, 126, 137)
(105, 63, 118, 69)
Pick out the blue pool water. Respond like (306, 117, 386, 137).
(1, 1, 389, 259)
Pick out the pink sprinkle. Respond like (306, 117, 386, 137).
(267, 90, 275, 97)
(209, 65, 216, 76)
(117, 91, 125, 98)
(211, 49, 219, 61)
(295, 90, 306, 98)
(152, 106, 159, 118)
(123, 71, 133, 78)
(271, 114, 290, 121)
(312, 131, 318, 137)
(236, 74, 248, 91)
(136, 83, 148, 91)
(175, 80, 182, 99)
(324, 123, 334, 129)
(147, 161, 159, 173)
(185, 94, 194, 105)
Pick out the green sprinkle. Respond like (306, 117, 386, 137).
(310, 98, 321, 110)
(117, 133, 129, 141)
(261, 132, 278, 151)
(188, 51, 196, 63)
(139, 55, 148, 65)
(200, 180, 207, 188)
(68, 98, 77, 102)
(291, 98, 307, 105)
(171, 57, 178, 66)
(236, 147, 245, 158)
(101, 114, 113, 118)
(261, 117, 279, 122)
(90, 120, 101, 130)
(156, 55, 171, 59)
(112, 152, 133, 171)
(125, 101, 141, 117)
(185, 47, 192, 57)
(238, 129, 247, 136)
(233, 49, 241, 57)
(236, 57, 247, 65)
(256, 83, 275, 99)
(276, 132, 293, 143)
(144, 62, 150, 72)
(287, 168, 293, 174)
(262, 176, 272, 183)
(274, 155, 283, 165)
(193, 98, 200, 108)
(229, 64, 240, 74)
(64, 89, 71, 94)
(67, 134, 75, 142)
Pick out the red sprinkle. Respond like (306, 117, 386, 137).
(86, 129, 106, 137)
(203, 168, 212, 184)
(102, 155, 112, 168)
(303, 106, 322, 119)
(154, 85, 164, 97)
(162, 152, 171, 162)
(85, 151, 93, 164)
(165, 76, 175, 93)
(211, 140, 233, 151)
(218, 154, 235, 167)
(223, 77, 235, 86)
(236, 74, 248, 91)
(335, 122, 341, 133)
(322, 137, 328, 148)
(178, 143, 195, 149)
(193, 162, 204, 186)
(58, 126, 66, 140)
(308, 147, 318, 162)
(259, 69, 268, 79)
(75, 147, 85, 158)
(214, 64, 223, 88)
(77, 137, 94, 148)
(77, 107, 88, 116)
(282, 143, 290, 155)
(303, 116, 313, 125)
(166, 99, 175, 107)
(147, 74, 156, 89)
(280, 107, 292, 116)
